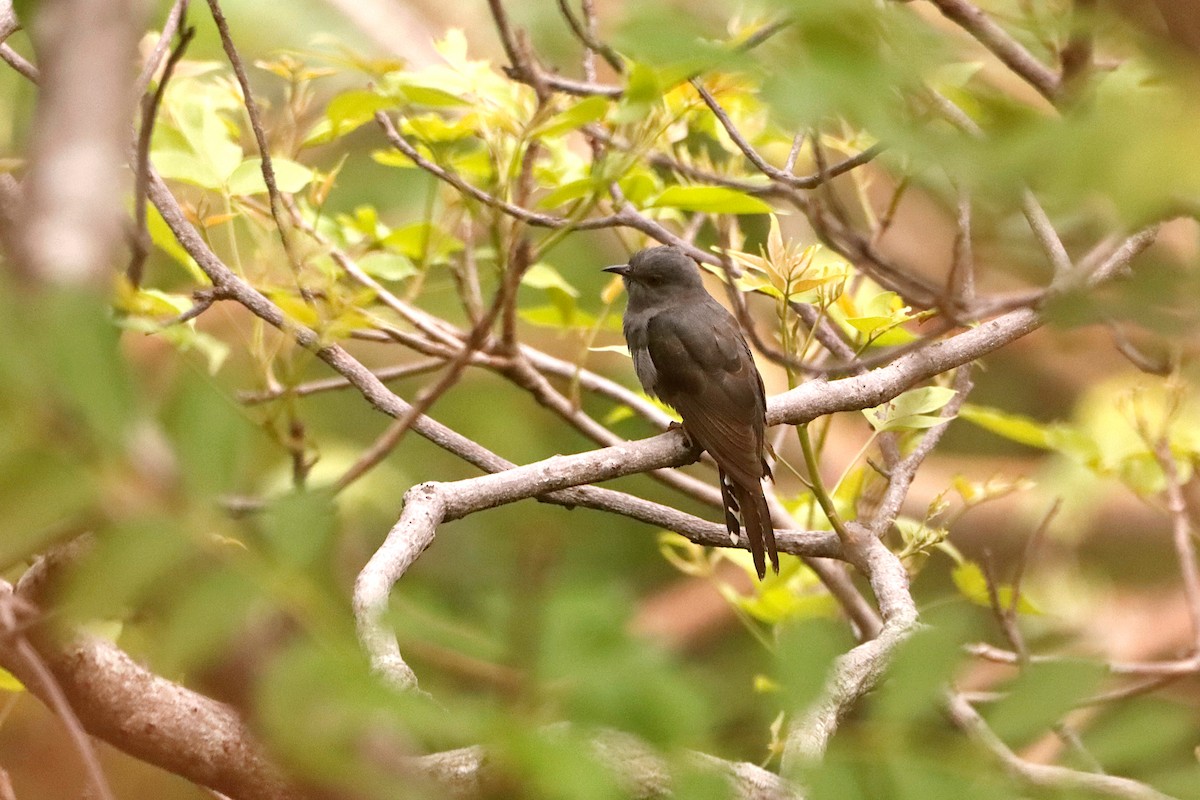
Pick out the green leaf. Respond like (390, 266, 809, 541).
(616, 62, 667, 122)
(45, 289, 136, 446)
(370, 148, 416, 169)
(519, 304, 599, 330)
(647, 185, 773, 214)
(147, 204, 204, 281)
(959, 404, 1056, 449)
(895, 517, 948, 556)
(520, 263, 579, 297)
(384, 73, 471, 107)
(985, 660, 1105, 745)
(226, 158, 313, 195)
(382, 222, 464, 262)
(951, 561, 1041, 614)
(64, 518, 196, 623)
(324, 90, 397, 139)
(617, 169, 661, 205)
(157, 100, 243, 187)
(602, 405, 635, 425)
(260, 489, 337, 570)
(531, 96, 610, 138)
(0, 449, 95, 569)
(163, 373, 251, 499)
(866, 386, 958, 432)
(157, 568, 259, 674)
(357, 251, 418, 281)
(537, 178, 597, 209)
(152, 145, 229, 190)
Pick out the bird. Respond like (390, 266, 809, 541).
(604, 246, 779, 579)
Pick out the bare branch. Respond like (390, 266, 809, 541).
(128, 20, 195, 287)
(355, 451, 846, 688)
(948, 186, 975, 308)
(1021, 190, 1073, 276)
(557, 0, 623, 75)
(1, 556, 302, 800)
(692, 79, 885, 190)
(946, 693, 1178, 800)
(205, 0, 303, 276)
(238, 359, 446, 405)
(0, 590, 115, 800)
(15, 0, 143, 285)
(923, 0, 1061, 102)
(0, 43, 36, 82)
(1154, 439, 1200, 651)
(868, 365, 974, 536)
(783, 526, 918, 766)
(133, 0, 189, 99)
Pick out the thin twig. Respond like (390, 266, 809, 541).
(0, 595, 115, 800)
(691, 79, 886, 190)
(133, 0, 189, 99)
(966, 642, 1200, 677)
(238, 359, 445, 404)
(1154, 439, 1200, 651)
(205, 0, 303, 277)
(0, 43, 37, 83)
(924, 0, 1061, 102)
(128, 21, 195, 287)
(377, 111, 618, 231)
(946, 693, 1177, 800)
(1106, 321, 1172, 376)
(868, 366, 974, 536)
(947, 185, 975, 311)
(1021, 189, 1072, 276)
(1009, 499, 1060, 617)
(557, 0, 623, 74)
(981, 551, 1029, 662)
(1059, 0, 1096, 93)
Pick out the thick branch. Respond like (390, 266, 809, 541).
(14, 0, 142, 285)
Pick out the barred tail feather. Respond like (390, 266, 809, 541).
(732, 480, 778, 579)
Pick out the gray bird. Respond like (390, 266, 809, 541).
(604, 246, 779, 578)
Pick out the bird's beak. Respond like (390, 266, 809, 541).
(603, 264, 630, 276)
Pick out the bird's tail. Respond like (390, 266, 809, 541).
(727, 476, 778, 580)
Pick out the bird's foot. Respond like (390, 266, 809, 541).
(666, 420, 696, 450)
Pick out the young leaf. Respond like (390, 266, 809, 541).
(951, 561, 1040, 614)
(866, 386, 958, 432)
(531, 96, 610, 138)
(358, 252, 418, 281)
(648, 185, 773, 214)
(226, 158, 314, 195)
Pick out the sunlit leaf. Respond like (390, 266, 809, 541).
(357, 251, 417, 281)
(532, 96, 610, 138)
(866, 386, 958, 432)
(648, 185, 773, 214)
(382, 222, 464, 262)
(227, 158, 314, 195)
(951, 561, 1041, 615)
(521, 263, 579, 297)
(0, 668, 24, 692)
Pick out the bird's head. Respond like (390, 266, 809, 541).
(603, 246, 705, 304)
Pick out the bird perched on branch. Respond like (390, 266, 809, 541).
(604, 246, 778, 578)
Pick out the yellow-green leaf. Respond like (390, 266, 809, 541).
(227, 158, 313, 195)
(952, 561, 1041, 614)
(648, 185, 773, 214)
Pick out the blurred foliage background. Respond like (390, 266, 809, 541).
(1, 0, 1200, 797)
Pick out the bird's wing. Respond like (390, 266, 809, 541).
(645, 301, 766, 487)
